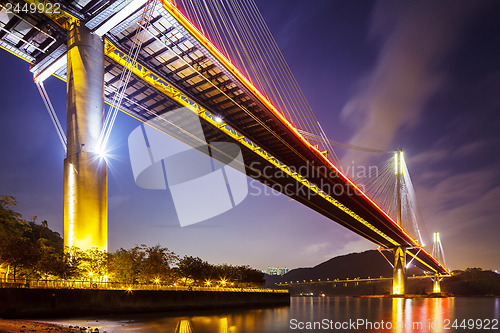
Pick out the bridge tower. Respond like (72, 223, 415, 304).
(63, 22, 108, 252)
(432, 232, 446, 293)
(392, 150, 406, 295)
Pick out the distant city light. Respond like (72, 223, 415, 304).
(264, 266, 289, 276)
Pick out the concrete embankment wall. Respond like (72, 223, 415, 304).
(0, 288, 290, 318)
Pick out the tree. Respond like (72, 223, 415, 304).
(0, 236, 40, 281)
(238, 265, 265, 287)
(0, 195, 21, 220)
(0, 196, 72, 280)
(178, 256, 210, 284)
(25, 221, 63, 254)
(47, 249, 79, 280)
(0, 195, 24, 246)
(0, 196, 265, 286)
(109, 246, 145, 284)
(0, 196, 35, 280)
(140, 244, 178, 284)
(79, 248, 109, 282)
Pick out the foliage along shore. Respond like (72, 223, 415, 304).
(0, 195, 264, 287)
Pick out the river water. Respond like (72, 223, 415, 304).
(47, 296, 500, 333)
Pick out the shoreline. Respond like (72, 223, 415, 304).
(0, 320, 80, 333)
(0, 288, 289, 319)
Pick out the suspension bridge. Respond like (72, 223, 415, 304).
(0, 0, 448, 294)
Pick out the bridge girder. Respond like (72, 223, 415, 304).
(0, 0, 449, 276)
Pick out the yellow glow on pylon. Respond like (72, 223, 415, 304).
(433, 274, 441, 293)
(176, 320, 193, 333)
(393, 268, 403, 295)
(395, 150, 404, 175)
(67, 163, 76, 249)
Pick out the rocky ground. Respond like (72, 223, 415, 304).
(0, 320, 90, 333)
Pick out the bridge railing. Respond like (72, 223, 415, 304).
(0, 278, 287, 293)
(277, 274, 433, 286)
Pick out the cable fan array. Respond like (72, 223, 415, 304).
(96, 0, 159, 155)
(170, 0, 341, 166)
(353, 152, 430, 248)
(31, 0, 444, 267)
(432, 232, 447, 268)
(36, 81, 67, 152)
(299, 129, 393, 154)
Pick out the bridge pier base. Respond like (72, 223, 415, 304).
(392, 246, 406, 295)
(433, 273, 441, 293)
(63, 21, 107, 252)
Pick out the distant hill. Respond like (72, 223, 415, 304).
(265, 250, 423, 287)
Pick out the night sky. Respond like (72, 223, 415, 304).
(1, 0, 500, 271)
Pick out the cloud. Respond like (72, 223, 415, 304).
(413, 164, 500, 269)
(323, 238, 374, 260)
(453, 140, 492, 158)
(416, 165, 496, 210)
(428, 186, 500, 270)
(340, 0, 485, 165)
(303, 237, 373, 262)
(109, 195, 132, 210)
(304, 242, 331, 255)
(409, 149, 449, 167)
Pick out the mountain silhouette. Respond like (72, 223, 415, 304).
(265, 250, 424, 287)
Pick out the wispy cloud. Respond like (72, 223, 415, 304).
(303, 237, 373, 262)
(408, 139, 492, 169)
(409, 149, 449, 167)
(338, 0, 498, 270)
(341, 0, 485, 165)
(453, 140, 493, 158)
(413, 163, 500, 269)
(416, 165, 496, 211)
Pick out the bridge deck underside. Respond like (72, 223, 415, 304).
(0, 0, 447, 275)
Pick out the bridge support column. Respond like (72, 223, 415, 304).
(433, 273, 441, 293)
(63, 21, 107, 252)
(392, 246, 406, 295)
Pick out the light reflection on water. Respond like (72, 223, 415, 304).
(47, 296, 499, 333)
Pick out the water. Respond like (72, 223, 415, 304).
(47, 296, 500, 332)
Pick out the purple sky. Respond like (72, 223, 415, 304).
(1, 0, 500, 271)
